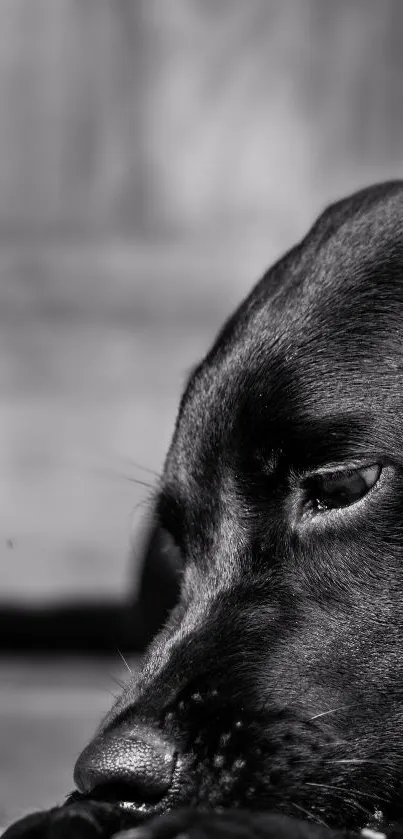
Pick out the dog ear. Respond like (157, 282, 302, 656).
(134, 514, 181, 649)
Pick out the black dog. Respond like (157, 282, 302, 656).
(7, 181, 403, 839)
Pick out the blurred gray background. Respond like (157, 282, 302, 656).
(1, 0, 403, 825)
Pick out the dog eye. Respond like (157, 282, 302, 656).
(303, 464, 381, 515)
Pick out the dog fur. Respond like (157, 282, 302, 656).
(6, 182, 403, 839)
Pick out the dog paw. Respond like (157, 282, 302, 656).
(2, 801, 129, 839)
(113, 809, 344, 839)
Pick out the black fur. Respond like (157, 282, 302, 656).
(7, 182, 403, 839)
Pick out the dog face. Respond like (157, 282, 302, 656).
(75, 182, 403, 831)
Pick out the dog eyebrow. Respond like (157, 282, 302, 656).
(283, 412, 376, 465)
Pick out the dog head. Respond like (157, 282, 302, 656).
(75, 182, 403, 831)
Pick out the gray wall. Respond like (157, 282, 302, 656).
(0, 0, 402, 236)
(1, 0, 402, 600)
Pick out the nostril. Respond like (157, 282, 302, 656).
(74, 726, 177, 803)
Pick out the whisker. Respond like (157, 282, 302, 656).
(306, 785, 373, 819)
(129, 496, 151, 520)
(117, 649, 132, 674)
(310, 706, 352, 721)
(110, 675, 127, 691)
(339, 799, 373, 818)
(106, 690, 119, 700)
(291, 802, 329, 828)
(130, 461, 161, 479)
(305, 782, 388, 804)
(125, 476, 157, 490)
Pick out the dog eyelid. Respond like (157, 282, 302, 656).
(315, 463, 380, 486)
(301, 462, 382, 515)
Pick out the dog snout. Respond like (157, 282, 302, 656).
(73, 723, 177, 808)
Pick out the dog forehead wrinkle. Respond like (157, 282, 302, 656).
(176, 186, 403, 438)
(200, 465, 250, 562)
(164, 401, 255, 535)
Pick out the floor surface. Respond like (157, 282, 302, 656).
(0, 656, 140, 828)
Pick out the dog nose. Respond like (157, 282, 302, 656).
(74, 724, 177, 804)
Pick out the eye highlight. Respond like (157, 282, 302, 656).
(302, 463, 381, 516)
